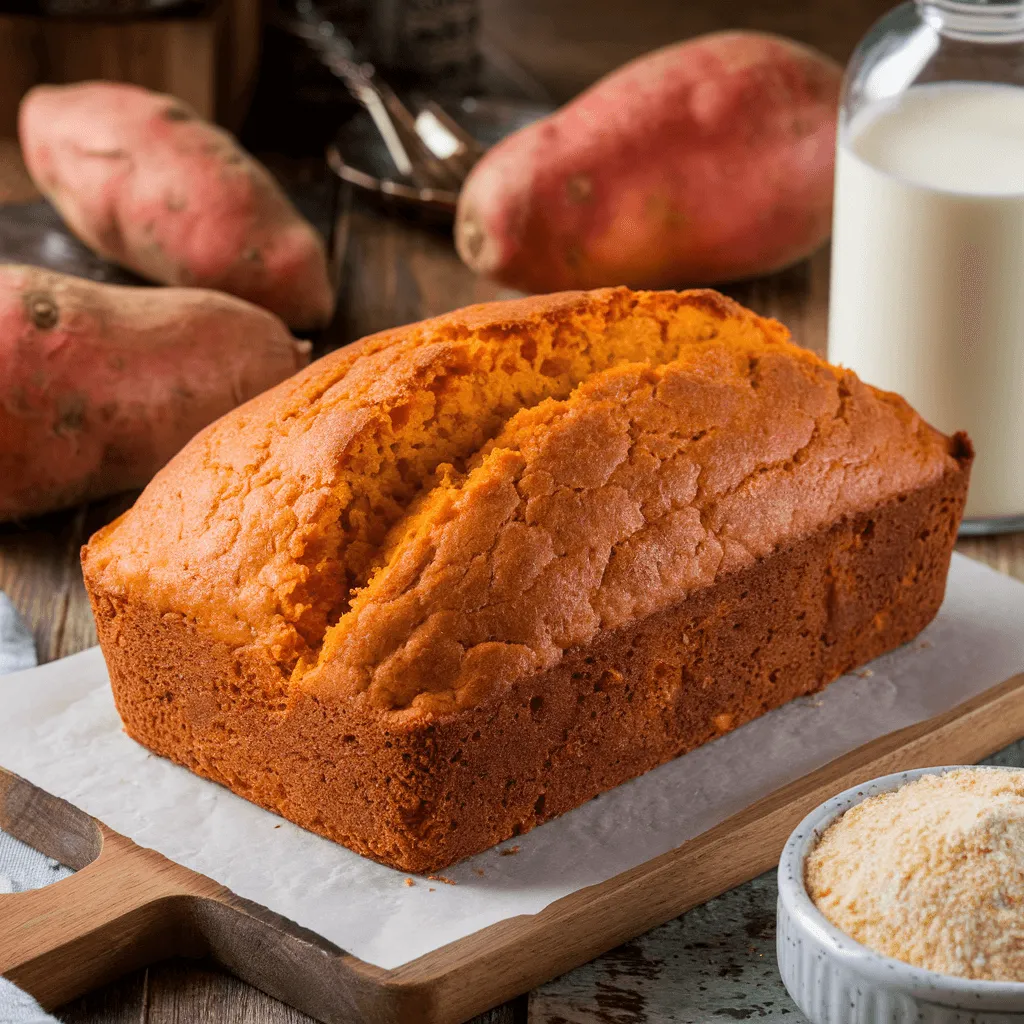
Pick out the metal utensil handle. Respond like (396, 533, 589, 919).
(286, 0, 463, 189)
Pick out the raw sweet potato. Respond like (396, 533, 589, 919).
(0, 265, 310, 521)
(18, 82, 335, 331)
(456, 32, 841, 293)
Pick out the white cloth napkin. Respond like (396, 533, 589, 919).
(0, 593, 35, 676)
(0, 593, 61, 1024)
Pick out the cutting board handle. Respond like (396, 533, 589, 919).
(0, 826, 204, 1010)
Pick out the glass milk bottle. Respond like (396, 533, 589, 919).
(828, 0, 1024, 534)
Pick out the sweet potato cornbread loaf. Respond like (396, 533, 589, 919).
(82, 288, 972, 872)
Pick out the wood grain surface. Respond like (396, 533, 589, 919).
(0, 1, 262, 135)
(2, 0, 1024, 1017)
(58, 971, 522, 1024)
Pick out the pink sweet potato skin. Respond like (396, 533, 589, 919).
(18, 82, 335, 331)
(0, 265, 310, 521)
(456, 32, 841, 293)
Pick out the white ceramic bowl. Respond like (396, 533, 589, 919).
(777, 765, 1024, 1023)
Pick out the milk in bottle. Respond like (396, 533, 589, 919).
(828, 1, 1024, 532)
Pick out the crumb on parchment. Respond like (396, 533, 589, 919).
(427, 874, 456, 885)
(404, 877, 415, 887)
(499, 845, 521, 856)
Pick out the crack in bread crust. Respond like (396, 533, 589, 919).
(301, 341, 962, 712)
(84, 288, 787, 672)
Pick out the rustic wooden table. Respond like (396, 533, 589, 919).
(1, 186, 1022, 1023)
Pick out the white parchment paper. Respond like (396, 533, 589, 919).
(1, 553, 1023, 969)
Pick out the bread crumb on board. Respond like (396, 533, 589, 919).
(427, 874, 456, 885)
(474, 868, 485, 877)
(404, 877, 415, 887)
(499, 845, 521, 856)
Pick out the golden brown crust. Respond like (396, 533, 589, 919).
(82, 287, 973, 870)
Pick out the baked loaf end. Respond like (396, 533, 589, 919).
(83, 288, 972, 872)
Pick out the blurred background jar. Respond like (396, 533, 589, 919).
(827, 0, 1024, 534)
(364, 0, 480, 93)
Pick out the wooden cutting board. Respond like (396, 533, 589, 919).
(2, 672, 1024, 1024)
